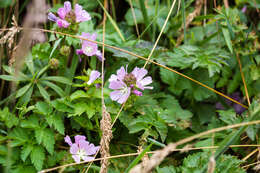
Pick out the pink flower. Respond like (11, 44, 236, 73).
(48, 1, 91, 28)
(76, 32, 104, 61)
(87, 70, 101, 85)
(64, 135, 99, 163)
(108, 66, 152, 104)
(131, 67, 153, 90)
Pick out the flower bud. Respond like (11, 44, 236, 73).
(60, 45, 71, 56)
(49, 58, 59, 69)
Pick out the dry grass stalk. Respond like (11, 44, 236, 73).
(207, 156, 216, 173)
(176, 0, 204, 46)
(100, 105, 113, 173)
(129, 143, 177, 173)
(0, 16, 20, 49)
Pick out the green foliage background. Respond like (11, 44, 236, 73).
(0, 0, 260, 172)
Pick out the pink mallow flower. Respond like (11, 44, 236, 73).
(48, 1, 91, 28)
(108, 66, 152, 104)
(87, 70, 101, 85)
(76, 32, 104, 61)
(64, 135, 99, 163)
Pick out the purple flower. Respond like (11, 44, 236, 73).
(48, 1, 91, 28)
(242, 6, 247, 13)
(109, 66, 152, 104)
(87, 70, 101, 85)
(131, 67, 153, 90)
(64, 135, 99, 163)
(76, 32, 104, 61)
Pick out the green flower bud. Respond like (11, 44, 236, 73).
(60, 45, 71, 56)
(49, 58, 59, 69)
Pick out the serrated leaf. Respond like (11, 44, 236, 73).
(154, 121, 168, 142)
(21, 145, 33, 161)
(70, 90, 90, 100)
(0, 107, 19, 128)
(45, 114, 64, 135)
(35, 128, 55, 154)
(51, 99, 74, 113)
(30, 145, 45, 171)
(35, 102, 53, 115)
(21, 115, 39, 129)
(222, 27, 233, 54)
(9, 128, 29, 147)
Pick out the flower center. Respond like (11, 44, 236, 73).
(84, 46, 93, 54)
(65, 11, 76, 23)
(77, 149, 86, 159)
(123, 74, 136, 86)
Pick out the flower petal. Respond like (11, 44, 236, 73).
(47, 12, 57, 22)
(64, 1, 72, 13)
(116, 66, 127, 81)
(56, 19, 70, 28)
(87, 70, 101, 85)
(57, 8, 67, 19)
(139, 76, 152, 86)
(76, 49, 84, 55)
(70, 144, 79, 155)
(109, 81, 124, 90)
(132, 67, 147, 81)
(64, 135, 72, 146)
(117, 87, 131, 104)
(74, 135, 86, 144)
(75, 4, 91, 22)
(110, 90, 122, 101)
(72, 155, 81, 163)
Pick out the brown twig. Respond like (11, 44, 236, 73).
(176, 0, 204, 46)
(129, 120, 260, 172)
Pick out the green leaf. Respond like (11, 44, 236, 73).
(51, 99, 74, 113)
(154, 121, 168, 142)
(70, 90, 90, 100)
(0, 75, 19, 81)
(124, 144, 152, 173)
(35, 128, 55, 154)
(35, 102, 53, 115)
(49, 38, 62, 58)
(30, 145, 45, 171)
(16, 83, 32, 98)
(42, 76, 72, 85)
(45, 114, 64, 135)
(37, 83, 50, 101)
(40, 80, 66, 97)
(222, 27, 233, 54)
(0, 107, 19, 128)
(21, 145, 33, 161)
(21, 115, 39, 129)
(9, 128, 29, 147)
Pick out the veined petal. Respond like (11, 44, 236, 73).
(139, 76, 152, 86)
(116, 66, 127, 81)
(56, 19, 70, 28)
(109, 74, 118, 82)
(74, 135, 86, 144)
(70, 144, 79, 155)
(47, 12, 57, 22)
(110, 90, 122, 101)
(57, 8, 67, 19)
(64, 1, 72, 13)
(109, 81, 125, 90)
(78, 140, 90, 150)
(132, 67, 148, 81)
(64, 135, 72, 146)
(87, 70, 100, 85)
(72, 155, 81, 163)
(117, 87, 131, 104)
(75, 4, 91, 22)
(82, 156, 94, 162)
